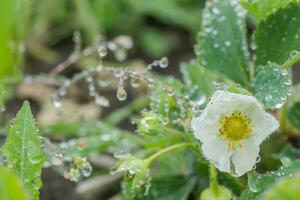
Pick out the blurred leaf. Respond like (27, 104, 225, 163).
(240, 0, 294, 21)
(150, 77, 183, 117)
(104, 96, 149, 126)
(240, 160, 300, 200)
(122, 175, 197, 200)
(255, 2, 300, 66)
(253, 63, 292, 109)
(262, 173, 300, 200)
(74, 0, 100, 42)
(276, 144, 300, 161)
(1, 101, 45, 200)
(0, 166, 28, 200)
(0, 0, 22, 79)
(127, 0, 203, 33)
(140, 28, 179, 57)
(45, 121, 143, 156)
(180, 61, 213, 97)
(287, 102, 300, 132)
(195, 0, 250, 85)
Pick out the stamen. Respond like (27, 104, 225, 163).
(219, 111, 252, 143)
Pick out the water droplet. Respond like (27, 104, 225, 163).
(165, 87, 175, 96)
(81, 164, 92, 177)
(98, 45, 107, 57)
(95, 95, 110, 107)
(115, 49, 127, 61)
(225, 41, 231, 47)
(53, 95, 62, 108)
(97, 79, 110, 87)
(115, 35, 133, 49)
(117, 87, 127, 101)
(248, 172, 261, 193)
(130, 78, 140, 88)
(158, 57, 169, 68)
(212, 7, 221, 15)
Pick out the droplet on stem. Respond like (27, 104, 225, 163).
(159, 57, 169, 68)
(98, 45, 107, 57)
(53, 95, 62, 108)
(116, 86, 127, 101)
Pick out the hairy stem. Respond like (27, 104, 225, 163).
(145, 143, 193, 166)
(209, 162, 219, 194)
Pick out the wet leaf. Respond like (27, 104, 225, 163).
(262, 173, 300, 200)
(1, 101, 45, 200)
(180, 61, 213, 97)
(240, 160, 300, 200)
(253, 63, 292, 109)
(255, 2, 300, 66)
(0, 166, 28, 200)
(240, 0, 294, 21)
(195, 0, 250, 85)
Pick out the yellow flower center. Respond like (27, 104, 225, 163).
(219, 111, 252, 143)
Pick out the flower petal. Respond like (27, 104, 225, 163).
(202, 139, 232, 173)
(250, 111, 279, 145)
(231, 139, 259, 176)
(191, 113, 218, 143)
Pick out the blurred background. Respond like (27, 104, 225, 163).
(0, 0, 206, 199)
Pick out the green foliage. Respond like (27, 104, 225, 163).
(255, 2, 300, 66)
(262, 173, 300, 200)
(122, 175, 197, 200)
(136, 111, 165, 136)
(240, 0, 295, 21)
(195, 0, 250, 85)
(0, 0, 23, 80)
(111, 154, 150, 194)
(45, 121, 142, 156)
(240, 160, 300, 200)
(287, 102, 300, 132)
(1, 101, 45, 200)
(0, 166, 28, 200)
(180, 61, 213, 98)
(253, 63, 292, 109)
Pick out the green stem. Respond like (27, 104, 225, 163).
(163, 127, 185, 138)
(209, 162, 219, 194)
(145, 143, 193, 166)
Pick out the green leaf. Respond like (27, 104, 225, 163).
(240, 0, 294, 21)
(111, 154, 150, 194)
(255, 2, 300, 66)
(195, 0, 250, 85)
(276, 144, 300, 161)
(240, 160, 300, 200)
(253, 63, 292, 109)
(122, 175, 196, 200)
(180, 61, 213, 97)
(0, 166, 28, 200)
(287, 102, 300, 131)
(1, 101, 45, 200)
(44, 121, 142, 156)
(261, 172, 300, 200)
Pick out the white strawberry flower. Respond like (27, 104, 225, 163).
(191, 90, 279, 176)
